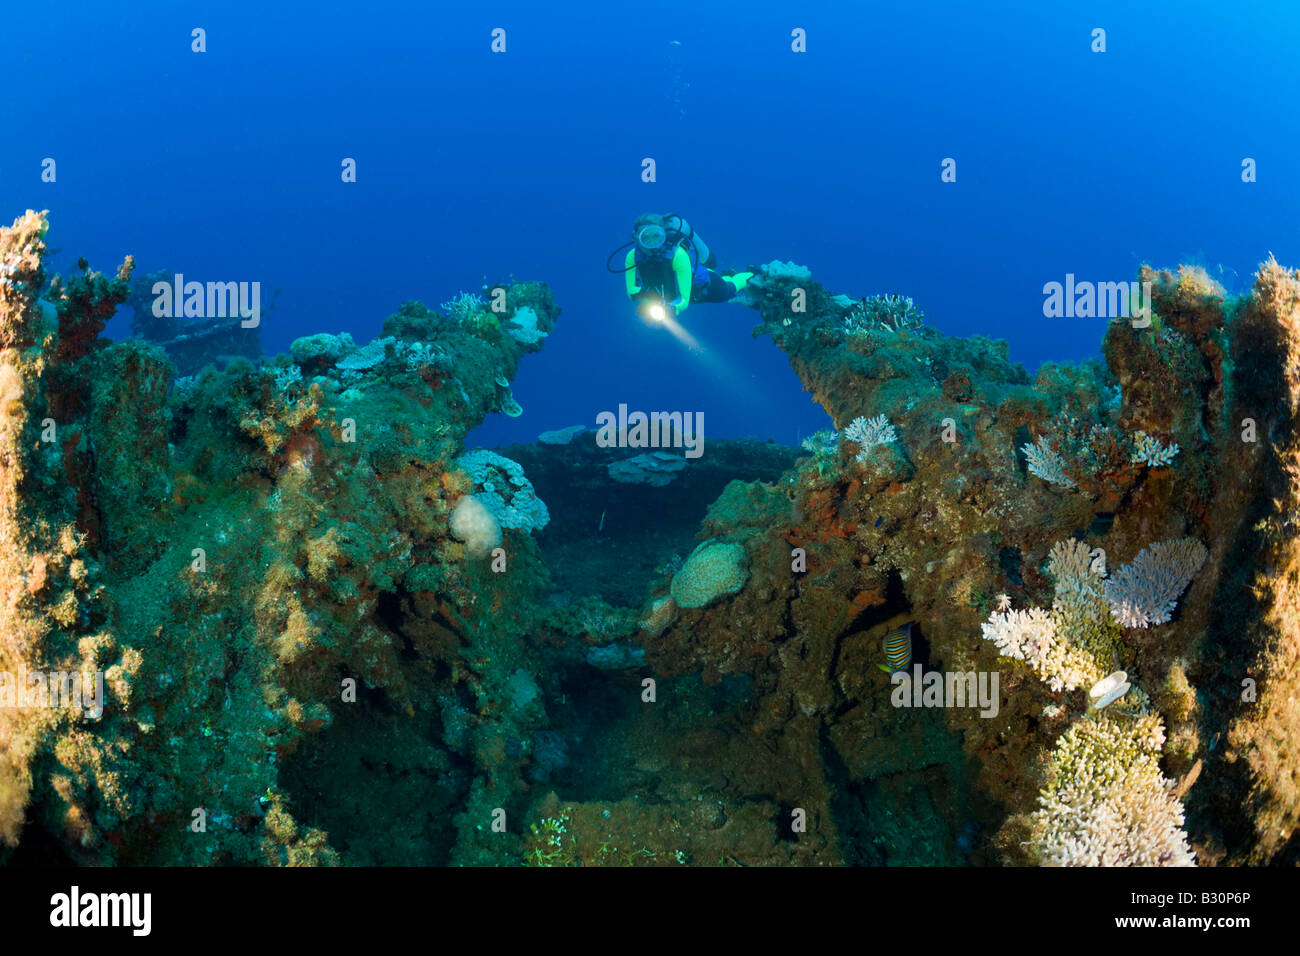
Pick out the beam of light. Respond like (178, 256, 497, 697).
(650, 310, 700, 351)
(663, 305, 760, 401)
(638, 301, 833, 442)
(642, 303, 784, 425)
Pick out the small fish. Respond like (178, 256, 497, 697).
(874, 515, 884, 528)
(598, 510, 606, 533)
(877, 621, 913, 674)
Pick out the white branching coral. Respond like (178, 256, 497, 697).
(402, 341, 452, 372)
(981, 538, 1112, 690)
(1032, 715, 1195, 867)
(981, 607, 1102, 692)
(1021, 437, 1077, 488)
(844, 294, 925, 334)
(982, 538, 1197, 867)
(1131, 430, 1180, 467)
(268, 364, 302, 391)
(982, 607, 1053, 660)
(1045, 538, 1119, 668)
(1048, 538, 1102, 587)
(984, 539, 1131, 681)
(441, 290, 486, 322)
(800, 429, 838, 456)
(1103, 538, 1208, 628)
(844, 414, 897, 461)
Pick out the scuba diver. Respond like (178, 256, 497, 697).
(607, 213, 754, 323)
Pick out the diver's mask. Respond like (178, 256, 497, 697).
(636, 224, 668, 255)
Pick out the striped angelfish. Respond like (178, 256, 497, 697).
(877, 621, 913, 675)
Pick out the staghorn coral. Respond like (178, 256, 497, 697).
(1046, 539, 1123, 673)
(1131, 430, 1180, 467)
(799, 428, 840, 477)
(800, 428, 838, 457)
(981, 607, 1102, 693)
(844, 293, 926, 334)
(1020, 436, 1077, 488)
(440, 290, 486, 321)
(1022, 418, 1143, 505)
(981, 536, 1192, 865)
(440, 291, 502, 337)
(844, 414, 897, 461)
(1104, 538, 1208, 629)
(1047, 537, 1099, 584)
(1032, 714, 1194, 866)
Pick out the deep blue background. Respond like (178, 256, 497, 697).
(2, 1, 1296, 446)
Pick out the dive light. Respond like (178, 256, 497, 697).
(637, 293, 675, 325)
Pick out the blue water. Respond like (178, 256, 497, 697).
(2, 1, 1296, 446)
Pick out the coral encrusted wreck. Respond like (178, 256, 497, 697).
(0, 211, 558, 864)
(2, 210, 1299, 868)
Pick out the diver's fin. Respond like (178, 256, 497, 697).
(723, 271, 754, 292)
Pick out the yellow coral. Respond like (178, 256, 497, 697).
(1033, 714, 1194, 866)
(305, 526, 341, 582)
